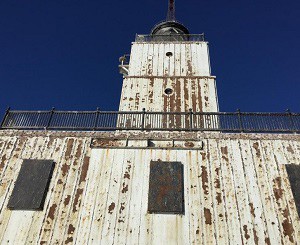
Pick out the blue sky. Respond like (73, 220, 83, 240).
(0, 0, 299, 116)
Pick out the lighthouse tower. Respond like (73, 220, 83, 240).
(119, 0, 218, 113)
(0, 0, 299, 244)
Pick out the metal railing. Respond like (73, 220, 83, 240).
(0, 108, 299, 133)
(135, 34, 205, 42)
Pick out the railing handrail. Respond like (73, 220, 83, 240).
(135, 33, 205, 42)
(1, 109, 299, 133)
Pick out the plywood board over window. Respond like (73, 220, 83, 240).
(148, 161, 184, 214)
(7, 159, 55, 210)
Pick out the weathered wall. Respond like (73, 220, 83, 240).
(0, 131, 299, 244)
(120, 77, 218, 112)
(128, 42, 211, 77)
(119, 42, 218, 112)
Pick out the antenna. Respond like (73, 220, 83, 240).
(167, 0, 176, 21)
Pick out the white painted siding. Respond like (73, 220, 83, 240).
(0, 132, 299, 244)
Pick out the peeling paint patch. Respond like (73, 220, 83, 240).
(108, 202, 115, 214)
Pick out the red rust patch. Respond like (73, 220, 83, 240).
(119, 202, 125, 214)
(65, 139, 74, 159)
(252, 142, 261, 157)
(243, 225, 250, 240)
(200, 166, 209, 195)
(108, 202, 115, 214)
(221, 146, 229, 161)
(64, 195, 71, 206)
(79, 156, 90, 184)
(249, 203, 256, 218)
(265, 237, 271, 245)
(124, 173, 130, 179)
(273, 177, 283, 201)
(282, 208, 294, 243)
(216, 193, 222, 204)
(286, 145, 294, 154)
(253, 228, 259, 245)
(72, 188, 83, 212)
(67, 224, 75, 235)
(204, 208, 212, 225)
(48, 204, 57, 220)
(184, 141, 195, 148)
(122, 183, 129, 193)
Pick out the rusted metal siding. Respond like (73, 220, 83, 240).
(119, 42, 218, 112)
(128, 42, 211, 77)
(119, 77, 218, 112)
(0, 131, 299, 244)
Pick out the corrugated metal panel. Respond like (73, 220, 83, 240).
(0, 134, 299, 244)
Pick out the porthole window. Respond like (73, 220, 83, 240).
(164, 88, 173, 95)
(166, 52, 173, 57)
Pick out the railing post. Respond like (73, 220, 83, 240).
(189, 109, 193, 131)
(141, 108, 146, 130)
(94, 107, 100, 131)
(46, 107, 55, 130)
(286, 109, 296, 134)
(0, 107, 11, 129)
(237, 109, 244, 132)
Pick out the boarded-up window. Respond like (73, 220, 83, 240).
(148, 161, 184, 214)
(286, 164, 300, 216)
(8, 159, 55, 210)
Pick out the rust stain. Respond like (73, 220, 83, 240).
(79, 156, 90, 184)
(119, 202, 125, 214)
(108, 202, 115, 214)
(122, 183, 129, 193)
(65, 139, 75, 159)
(273, 177, 283, 201)
(252, 142, 261, 157)
(148, 78, 154, 104)
(61, 163, 70, 177)
(191, 80, 197, 111)
(200, 152, 206, 161)
(200, 166, 209, 195)
(65, 237, 73, 244)
(124, 172, 130, 179)
(64, 195, 71, 206)
(216, 192, 222, 204)
(0, 154, 7, 172)
(243, 225, 250, 240)
(221, 146, 229, 162)
(286, 145, 294, 154)
(265, 237, 271, 245)
(253, 228, 259, 245)
(204, 208, 212, 225)
(249, 203, 256, 217)
(184, 141, 195, 148)
(74, 143, 83, 164)
(68, 224, 75, 235)
(72, 188, 83, 212)
(282, 208, 294, 243)
(47, 204, 57, 220)
(197, 78, 203, 113)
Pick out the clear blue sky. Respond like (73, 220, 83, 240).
(0, 0, 299, 116)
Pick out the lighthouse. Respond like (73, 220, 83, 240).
(0, 0, 299, 244)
